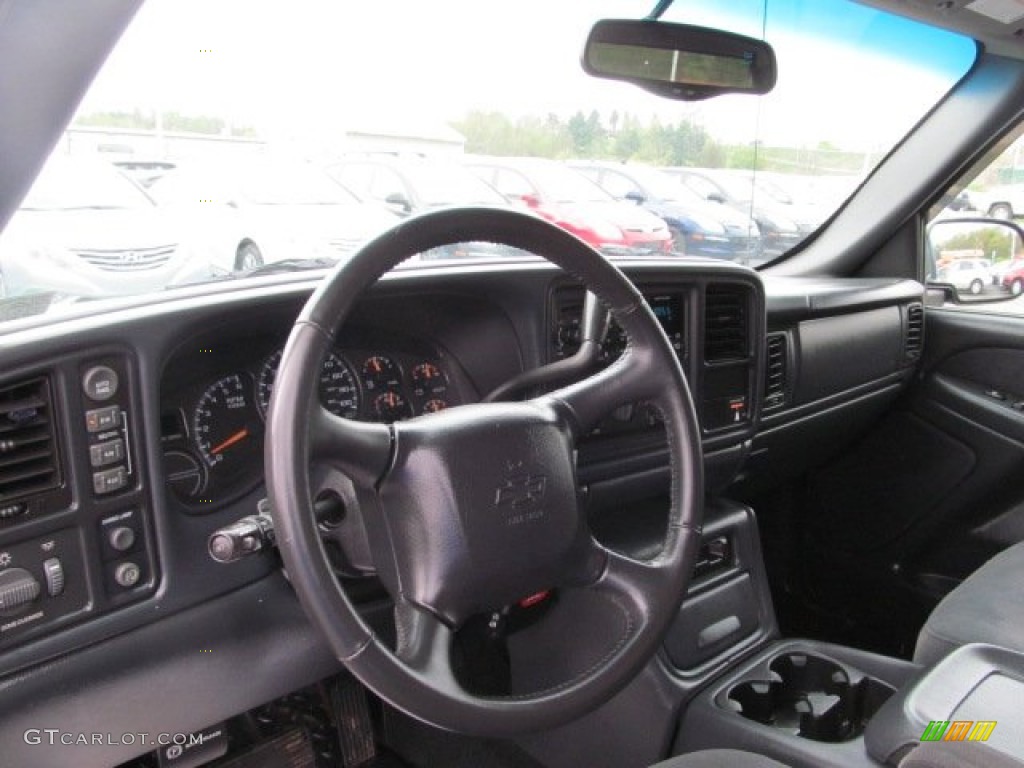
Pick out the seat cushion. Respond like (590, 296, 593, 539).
(651, 749, 790, 768)
(915, 540, 1024, 666)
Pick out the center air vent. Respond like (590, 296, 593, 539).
(765, 334, 788, 410)
(0, 377, 61, 506)
(905, 303, 924, 361)
(704, 285, 748, 362)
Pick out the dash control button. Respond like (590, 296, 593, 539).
(108, 526, 136, 552)
(42, 558, 65, 596)
(85, 405, 120, 433)
(93, 466, 128, 495)
(90, 439, 125, 468)
(114, 562, 141, 589)
(82, 366, 119, 401)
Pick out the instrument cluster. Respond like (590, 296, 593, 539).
(161, 337, 460, 511)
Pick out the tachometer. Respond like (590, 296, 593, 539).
(193, 374, 263, 476)
(257, 349, 361, 419)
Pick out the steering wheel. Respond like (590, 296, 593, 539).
(266, 207, 702, 737)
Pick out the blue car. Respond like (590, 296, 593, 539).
(571, 162, 761, 264)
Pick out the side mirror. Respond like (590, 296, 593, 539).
(384, 192, 413, 215)
(707, 192, 726, 204)
(518, 192, 542, 208)
(624, 189, 646, 205)
(927, 218, 1024, 303)
(582, 19, 777, 101)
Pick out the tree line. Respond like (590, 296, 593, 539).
(453, 109, 869, 175)
(75, 110, 256, 138)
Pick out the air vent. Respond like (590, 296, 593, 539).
(552, 290, 584, 360)
(704, 285, 748, 362)
(905, 303, 924, 361)
(764, 334, 787, 410)
(0, 377, 61, 505)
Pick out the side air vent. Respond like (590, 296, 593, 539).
(552, 290, 585, 360)
(764, 334, 787, 410)
(704, 285, 748, 362)
(0, 377, 61, 505)
(905, 303, 924, 361)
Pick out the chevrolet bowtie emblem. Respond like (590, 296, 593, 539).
(495, 473, 547, 510)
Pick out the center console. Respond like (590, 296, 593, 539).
(674, 639, 917, 768)
(865, 644, 1024, 764)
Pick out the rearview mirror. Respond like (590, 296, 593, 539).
(582, 19, 777, 101)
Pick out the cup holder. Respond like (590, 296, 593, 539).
(726, 652, 894, 743)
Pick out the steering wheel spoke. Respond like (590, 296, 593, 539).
(538, 352, 657, 437)
(309, 406, 392, 487)
(394, 601, 461, 693)
(581, 540, 678, 616)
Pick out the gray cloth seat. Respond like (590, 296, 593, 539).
(651, 750, 790, 768)
(915, 540, 1024, 665)
(652, 743, 1020, 767)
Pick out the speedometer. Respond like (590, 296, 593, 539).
(193, 374, 262, 472)
(257, 349, 361, 419)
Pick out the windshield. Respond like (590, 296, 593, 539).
(239, 165, 361, 206)
(625, 166, 707, 205)
(21, 160, 154, 211)
(402, 164, 507, 206)
(0, 0, 976, 325)
(523, 164, 615, 204)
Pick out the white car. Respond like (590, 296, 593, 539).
(148, 160, 398, 273)
(971, 183, 1024, 220)
(937, 257, 995, 295)
(0, 156, 207, 299)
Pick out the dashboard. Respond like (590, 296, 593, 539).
(0, 258, 925, 766)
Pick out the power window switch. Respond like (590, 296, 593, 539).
(42, 558, 65, 597)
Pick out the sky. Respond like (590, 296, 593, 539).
(78, 0, 977, 153)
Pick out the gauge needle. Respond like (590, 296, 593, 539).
(210, 428, 249, 455)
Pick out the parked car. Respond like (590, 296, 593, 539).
(936, 257, 996, 294)
(972, 183, 1024, 220)
(0, 155, 206, 299)
(328, 156, 509, 216)
(466, 157, 672, 256)
(328, 157, 520, 259)
(1000, 257, 1024, 295)
(570, 161, 761, 263)
(665, 167, 807, 259)
(112, 159, 177, 189)
(148, 160, 398, 272)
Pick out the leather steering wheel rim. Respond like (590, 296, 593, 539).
(267, 206, 703, 737)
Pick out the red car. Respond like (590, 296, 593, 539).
(466, 157, 672, 256)
(1001, 258, 1024, 295)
